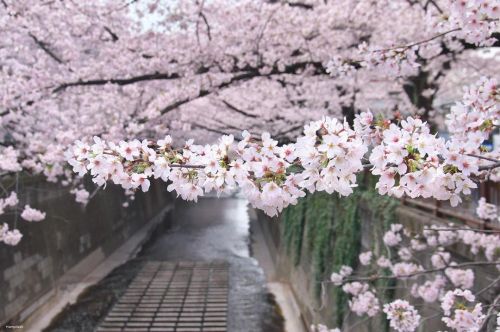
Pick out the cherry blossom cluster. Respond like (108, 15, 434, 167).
(0, 192, 21, 246)
(294, 117, 367, 196)
(324, 221, 500, 332)
(0, 192, 18, 215)
(383, 300, 421, 332)
(343, 282, 380, 317)
(0, 191, 46, 245)
(0, 147, 22, 173)
(445, 77, 499, 149)
(441, 289, 485, 332)
(433, 0, 500, 47)
(70, 188, 90, 205)
(327, 42, 421, 78)
(327, 0, 499, 78)
(367, 115, 482, 206)
(68, 116, 371, 216)
(20, 205, 46, 222)
(68, 76, 499, 218)
(0, 223, 22, 246)
(0, 190, 46, 245)
(360, 43, 421, 78)
(476, 197, 499, 221)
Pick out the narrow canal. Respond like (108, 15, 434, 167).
(46, 196, 285, 332)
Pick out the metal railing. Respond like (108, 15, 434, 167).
(397, 177, 500, 231)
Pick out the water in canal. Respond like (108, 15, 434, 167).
(46, 196, 285, 332)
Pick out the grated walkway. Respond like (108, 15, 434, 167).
(97, 261, 228, 332)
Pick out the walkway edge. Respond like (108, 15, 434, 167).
(248, 207, 308, 332)
(22, 204, 174, 332)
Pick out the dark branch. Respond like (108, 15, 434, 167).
(29, 33, 63, 64)
(53, 58, 326, 94)
(199, 12, 212, 41)
(275, 123, 303, 141)
(221, 100, 258, 118)
(155, 61, 326, 117)
(192, 123, 231, 136)
(286, 2, 314, 10)
(156, 71, 262, 117)
(103, 26, 119, 42)
(53, 72, 181, 93)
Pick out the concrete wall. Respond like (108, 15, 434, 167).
(256, 203, 500, 331)
(0, 176, 172, 325)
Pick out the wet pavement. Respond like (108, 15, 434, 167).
(46, 196, 284, 332)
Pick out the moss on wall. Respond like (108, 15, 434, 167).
(279, 174, 399, 328)
(282, 198, 306, 266)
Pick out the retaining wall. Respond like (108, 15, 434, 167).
(255, 201, 500, 331)
(0, 176, 173, 325)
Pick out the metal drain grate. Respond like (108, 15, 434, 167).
(97, 261, 229, 332)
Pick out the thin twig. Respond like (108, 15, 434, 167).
(479, 293, 500, 332)
(373, 28, 461, 53)
(88, 186, 101, 200)
(475, 276, 500, 297)
(467, 154, 500, 163)
(169, 164, 205, 169)
(423, 227, 500, 234)
(328, 261, 500, 284)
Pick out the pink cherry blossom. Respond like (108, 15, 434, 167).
(20, 205, 46, 222)
(383, 300, 421, 332)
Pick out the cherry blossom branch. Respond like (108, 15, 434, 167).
(28, 33, 64, 64)
(221, 100, 258, 119)
(53, 72, 183, 93)
(331, 261, 500, 284)
(478, 162, 500, 171)
(169, 164, 205, 169)
(423, 227, 500, 234)
(478, 293, 500, 332)
(373, 28, 461, 53)
(423, 0, 443, 14)
(474, 275, 500, 297)
(467, 154, 500, 163)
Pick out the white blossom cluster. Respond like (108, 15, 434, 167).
(20, 205, 46, 222)
(343, 282, 380, 317)
(433, 0, 500, 47)
(0, 223, 22, 246)
(446, 77, 499, 150)
(0, 192, 18, 215)
(68, 77, 498, 218)
(476, 197, 498, 221)
(327, 221, 500, 332)
(0, 193, 46, 245)
(327, 1, 500, 78)
(383, 300, 421, 332)
(0, 146, 22, 173)
(68, 117, 369, 217)
(441, 289, 485, 332)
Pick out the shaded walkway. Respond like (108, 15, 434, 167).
(46, 197, 284, 332)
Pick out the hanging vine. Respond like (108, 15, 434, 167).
(280, 173, 399, 329)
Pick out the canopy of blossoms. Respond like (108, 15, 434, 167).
(66, 75, 499, 217)
(1, 0, 500, 331)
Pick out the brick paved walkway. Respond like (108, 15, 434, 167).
(97, 261, 228, 332)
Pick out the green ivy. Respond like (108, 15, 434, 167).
(282, 198, 306, 266)
(279, 173, 399, 329)
(307, 192, 336, 298)
(330, 193, 362, 326)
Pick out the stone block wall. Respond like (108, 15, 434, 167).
(0, 176, 172, 325)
